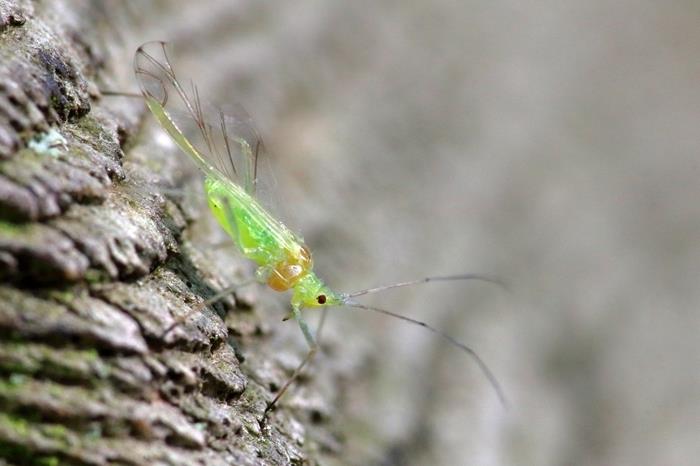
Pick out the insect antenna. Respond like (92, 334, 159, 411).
(345, 273, 508, 299)
(344, 300, 508, 408)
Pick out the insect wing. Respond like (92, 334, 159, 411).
(134, 41, 263, 195)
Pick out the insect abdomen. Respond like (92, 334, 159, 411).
(204, 177, 300, 269)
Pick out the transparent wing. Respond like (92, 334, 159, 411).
(133, 41, 263, 195)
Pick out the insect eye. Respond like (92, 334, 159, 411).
(316, 294, 327, 304)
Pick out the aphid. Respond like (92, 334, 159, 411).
(132, 41, 507, 420)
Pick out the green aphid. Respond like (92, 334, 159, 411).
(134, 41, 507, 419)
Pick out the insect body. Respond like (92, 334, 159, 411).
(204, 175, 339, 308)
(134, 41, 506, 420)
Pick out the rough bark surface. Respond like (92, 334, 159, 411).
(0, 1, 344, 464)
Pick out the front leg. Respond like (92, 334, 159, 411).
(262, 305, 319, 421)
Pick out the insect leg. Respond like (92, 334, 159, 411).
(315, 308, 330, 349)
(263, 305, 318, 419)
(162, 278, 256, 337)
(315, 306, 328, 334)
(304, 308, 330, 382)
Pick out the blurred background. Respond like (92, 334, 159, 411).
(108, 1, 700, 464)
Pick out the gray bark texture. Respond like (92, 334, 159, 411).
(0, 1, 347, 464)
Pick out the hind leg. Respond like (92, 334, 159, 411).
(163, 278, 256, 337)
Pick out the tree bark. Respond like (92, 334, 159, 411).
(0, 1, 345, 464)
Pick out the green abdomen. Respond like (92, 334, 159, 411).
(204, 177, 296, 267)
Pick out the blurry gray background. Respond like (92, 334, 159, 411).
(110, 1, 700, 464)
